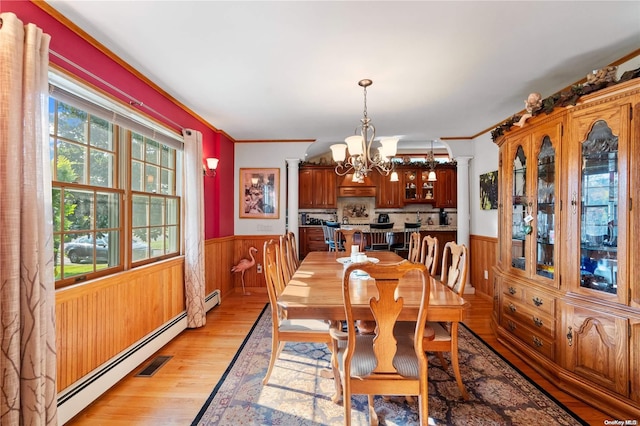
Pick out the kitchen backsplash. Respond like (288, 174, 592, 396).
(300, 200, 457, 227)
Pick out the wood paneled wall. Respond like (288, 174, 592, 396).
(469, 234, 498, 298)
(55, 257, 185, 391)
(55, 235, 279, 394)
(205, 235, 278, 298)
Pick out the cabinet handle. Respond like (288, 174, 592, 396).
(571, 191, 577, 214)
(508, 286, 516, 295)
(532, 336, 543, 347)
(532, 317, 543, 327)
(508, 303, 517, 313)
(566, 326, 573, 347)
(507, 320, 516, 331)
(532, 297, 543, 307)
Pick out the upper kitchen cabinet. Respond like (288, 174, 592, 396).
(401, 168, 434, 204)
(400, 165, 456, 207)
(299, 166, 337, 209)
(371, 172, 403, 208)
(434, 166, 457, 208)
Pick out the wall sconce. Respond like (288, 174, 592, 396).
(203, 157, 219, 177)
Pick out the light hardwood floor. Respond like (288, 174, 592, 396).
(67, 291, 610, 425)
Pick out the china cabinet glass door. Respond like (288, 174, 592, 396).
(511, 145, 527, 271)
(578, 120, 618, 295)
(535, 137, 555, 280)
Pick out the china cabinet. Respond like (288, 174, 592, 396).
(493, 79, 640, 419)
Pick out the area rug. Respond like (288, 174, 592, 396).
(192, 305, 587, 426)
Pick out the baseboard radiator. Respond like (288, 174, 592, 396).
(57, 289, 221, 424)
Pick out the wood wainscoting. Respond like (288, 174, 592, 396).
(469, 234, 497, 298)
(205, 235, 277, 298)
(55, 257, 186, 393)
(55, 235, 276, 423)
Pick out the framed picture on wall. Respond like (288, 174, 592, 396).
(239, 168, 279, 219)
(479, 170, 498, 210)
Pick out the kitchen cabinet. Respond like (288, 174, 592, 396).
(299, 166, 337, 209)
(493, 79, 640, 419)
(298, 226, 328, 259)
(401, 169, 434, 204)
(371, 172, 403, 208)
(434, 167, 457, 208)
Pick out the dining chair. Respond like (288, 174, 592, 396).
(285, 231, 300, 269)
(366, 222, 393, 251)
(322, 221, 342, 251)
(419, 235, 439, 276)
(279, 234, 294, 283)
(334, 229, 365, 255)
(424, 241, 469, 399)
(330, 260, 431, 426)
(392, 222, 422, 254)
(262, 239, 335, 385)
(406, 231, 422, 263)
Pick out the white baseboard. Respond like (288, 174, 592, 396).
(206, 288, 221, 311)
(58, 289, 221, 424)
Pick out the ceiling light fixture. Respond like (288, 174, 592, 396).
(427, 140, 437, 182)
(330, 79, 398, 181)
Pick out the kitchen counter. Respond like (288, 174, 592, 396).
(300, 224, 457, 232)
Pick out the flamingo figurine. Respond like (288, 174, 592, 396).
(231, 246, 257, 295)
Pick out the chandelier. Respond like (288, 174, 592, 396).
(426, 139, 437, 182)
(330, 79, 398, 182)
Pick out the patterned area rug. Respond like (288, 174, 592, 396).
(192, 305, 587, 425)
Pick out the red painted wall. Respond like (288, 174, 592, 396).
(5, 1, 233, 238)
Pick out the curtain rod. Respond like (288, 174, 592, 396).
(50, 49, 185, 132)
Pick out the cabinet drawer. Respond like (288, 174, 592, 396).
(501, 315, 555, 360)
(339, 187, 376, 197)
(503, 282, 524, 299)
(522, 288, 555, 315)
(307, 231, 326, 243)
(502, 297, 555, 338)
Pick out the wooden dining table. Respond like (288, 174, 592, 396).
(277, 251, 469, 323)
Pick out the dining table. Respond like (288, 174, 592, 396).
(277, 250, 469, 323)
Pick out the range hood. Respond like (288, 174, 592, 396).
(338, 174, 376, 197)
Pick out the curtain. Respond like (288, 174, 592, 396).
(182, 129, 206, 328)
(0, 12, 57, 425)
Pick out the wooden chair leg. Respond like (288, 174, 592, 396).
(435, 351, 448, 370)
(262, 340, 285, 385)
(367, 394, 378, 426)
(329, 337, 343, 403)
(450, 323, 469, 400)
(344, 387, 352, 426)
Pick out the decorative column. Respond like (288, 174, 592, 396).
(286, 158, 301, 252)
(455, 156, 474, 294)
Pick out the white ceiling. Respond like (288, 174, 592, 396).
(45, 1, 639, 150)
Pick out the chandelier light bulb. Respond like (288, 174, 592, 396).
(332, 79, 397, 178)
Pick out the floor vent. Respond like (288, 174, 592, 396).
(136, 355, 172, 377)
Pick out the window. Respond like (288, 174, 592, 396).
(49, 77, 183, 288)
